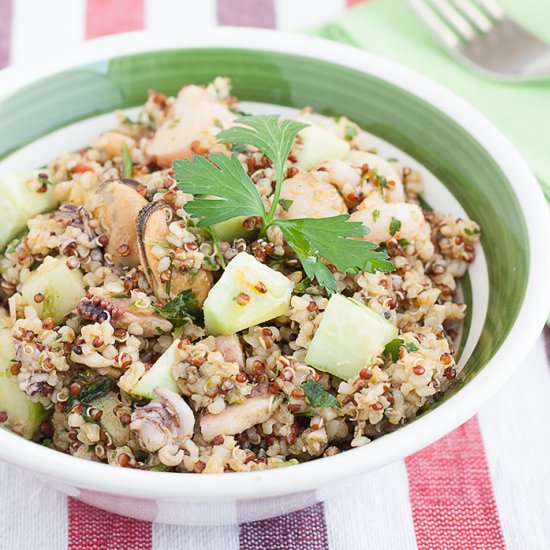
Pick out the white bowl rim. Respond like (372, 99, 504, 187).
(0, 28, 548, 501)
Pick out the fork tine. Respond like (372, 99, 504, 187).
(409, 0, 461, 48)
(451, 0, 493, 33)
(472, 0, 504, 20)
(429, 0, 477, 41)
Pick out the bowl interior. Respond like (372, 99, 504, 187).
(0, 47, 528, 405)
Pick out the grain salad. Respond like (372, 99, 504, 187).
(0, 78, 480, 473)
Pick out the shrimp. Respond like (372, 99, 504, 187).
(278, 172, 347, 220)
(350, 198, 434, 260)
(146, 85, 235, 168)
(322, 160, 362, 204)
(347, 151, 405, 203)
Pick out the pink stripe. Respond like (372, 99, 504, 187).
(217, 0, 276, 28)
(86, 0, 144, 39)
(0, 0, 12, 68)
(406, 417, 505, 550)
(240, 503, 329, 550)
(68, 499, 152, 550)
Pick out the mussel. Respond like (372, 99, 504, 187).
(95, 180, 147, 267)
(137, 201, 212, 306)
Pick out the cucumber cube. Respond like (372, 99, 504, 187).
(212, 216, 258, 243)
(131, 339, 181, 399)
(0, 171, 57, 249)
(305, 294, 398, 380)
(21, 257, 85, 323)
(0, 329, 48, 439)
(204, 252, 293, 336)
(297, 124, 350, 169)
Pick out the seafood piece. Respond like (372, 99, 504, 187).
(278, 173, 347, 220)
(130, 388, 195, 466)
(214, 335, 244, 370)
(77, 295, 172, 336)
(347, 151, 405, 203)
(137, 202, 212, 305)
(95, 180, 147, 267)
(200, 395, 279, 442)
(93, 131, 136, 158)
(146, 85, 235, 168)
(350, 198, 434, 259)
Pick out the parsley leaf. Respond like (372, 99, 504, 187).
(121, 142, 133, 178)
(217, 115, 307, 185)
(384, 338, 403, 362)
(301, 379, 340, 409)
(389, 217, 402, 237)
(154, 289, 201, 328)
(174, 154, 265, 227)
(217, 115, 308, 223)
(275, 215, 394, 294)
(405, 342, 419, 353)
(173, 115, 393, 294)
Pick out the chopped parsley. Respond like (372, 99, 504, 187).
(384, 338, 403, 362)
(389, 217, 402, 237)
(154, 289, 201, 328)
(37, 172, 54, 187)
(344, 124, 358, 141)
(292, 277, 312, 294)
(372, 209, 380, 222)
(384, 339, 419, 362)
(301, 379, 340, 409)
(65, 376, 117, 412)
(5, 228, 29, 254)
(279, 198, 294, 212)
(464, 228, 480, 236)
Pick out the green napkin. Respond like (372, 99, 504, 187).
(316, 0, 550, 201)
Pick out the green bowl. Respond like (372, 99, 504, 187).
(0, 30, 548, 522)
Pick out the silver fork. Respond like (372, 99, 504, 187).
(409, 0, 550, 80)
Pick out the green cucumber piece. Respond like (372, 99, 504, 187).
(131, 339, 181, 399)
(21, 257, 85, 322)
(203, 252, 293, 335)
(296, 124, 350, 169)
(305, 294, 398, 380)
(91, 392, 129, 447)
(0, 329, 48, 439)
(0, 171, 57, 249)
(212, 216, 258, 243)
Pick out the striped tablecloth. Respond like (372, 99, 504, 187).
(1, 1, 549, 549)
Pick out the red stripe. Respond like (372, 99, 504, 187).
(0, 0, 12, 68)
(68, 499, 152, 550)
(85, 0, 144, 39)
(406, 417, 505, 550)
(217, 0, 276, 28)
